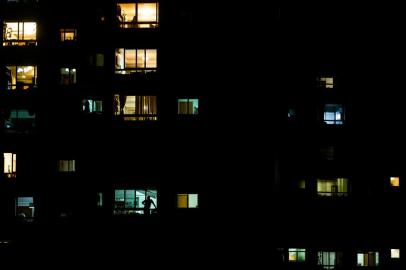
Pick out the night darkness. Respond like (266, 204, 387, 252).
(1, 2, 405, 268)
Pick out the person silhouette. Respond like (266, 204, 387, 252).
(142, 196, 156, 215)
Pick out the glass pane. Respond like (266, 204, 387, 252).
(23, 22, 37, 40)
(17, 197, 33, 206)
(138, 3, 157, 22)
(145, 49, 157, 68)
(357, 254, 364, 266)
(125, 50, 136, 69)
(115, 190, 124, 202)
(298, 250, 305, 262)
(146, 189, 157, 208)
(124, 96, 136, 115)
(136, 190, 146, 208)
(136, 50, 145, 68)
(125, 190, 135, 208)
(288, 250, 297, 262)
(17, 66, 36, 85)
(119, 3, 136, 22)
(4, 153, 13, 173)
(188, 194, 199, 208)
(177, 194, 188, 208)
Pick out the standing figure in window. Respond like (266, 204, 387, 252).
(142, 196, 156, 215)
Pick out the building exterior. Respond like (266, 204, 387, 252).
(1, 2, 404, 268)
(0, 0, 220, 263)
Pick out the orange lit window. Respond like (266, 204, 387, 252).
(3, 153, 17, 178)
(115, 48, 157, 74)
(390, 177, 400, 187)
(60, 28, 77, 42)
(6, 66, 37, 91)
(3, 22, 37, 46)
(117, 2, 159, 28)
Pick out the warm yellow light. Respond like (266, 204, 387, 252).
(391, 249, 400, 259)
(390, 177, 400, 187)
(138, 4, 157, 22)
(24, 23, 37, 36)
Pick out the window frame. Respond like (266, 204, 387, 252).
(58, 160, 76, 172)
(177, 193, 199, 209)
(323, 104, 345, 125)
(357, 252, 379, 267)
(117, 2, 159, 29)
(3, 21, 37, 46)
(114, 94, 158, 121)
(3, 153, 17, 178)
(60, 67, 77, 85)
(113, 188, 158, 215)
(177, 98, 199, 115)
(288, 248, 306, 263)
(115, 48, 157, 74)
(6, 65, 37, 91)
(60, 28, 77, 42)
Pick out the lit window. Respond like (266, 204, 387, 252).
(357, 252, 379, 267)
(3, 22, 37, 46)
(117, 2, 159, 28)
(3, 153, 17, 178)
(391, 249, 400, 259)
(114, 189, 157, 215)
(16, 197, 35, 219)
(60, 28, 77, 42)
(60, 68, 77, 85)
(177, 194, 198, 208)
(6, 66, 37, 90)
(288, 248, 306, 262)
(324, 104, 344, 125)
(390, 177, 400, 187)
(97, 192, 103, 207)
(114, 95, 157, 121)
(318, 252, 342, 269)
(58, 160, 76, 172)
(115, 48, 157, 74)
(318, 76, 334, 88)
(317, 178, 348, 197)
(82, 99, 103, 114)
(4, 110, 36, 130)
(178, 99, 199, 115)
